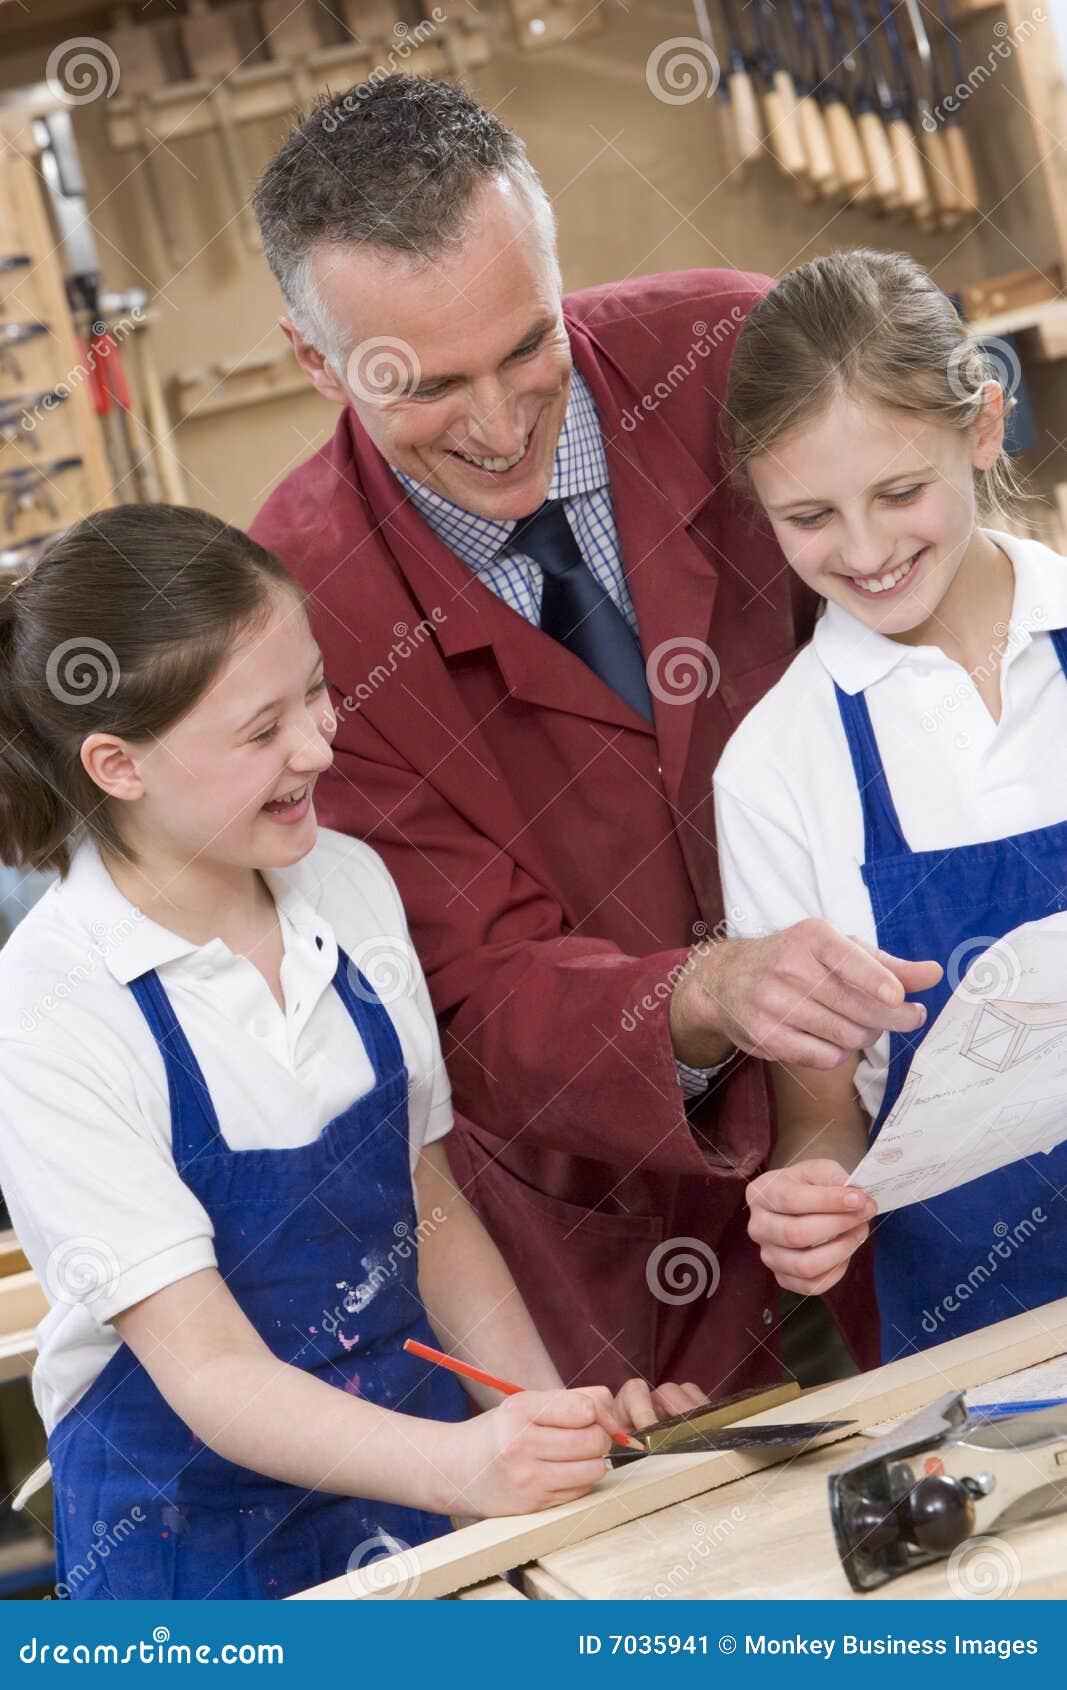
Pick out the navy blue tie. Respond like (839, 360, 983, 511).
(507, 499, 653, 723)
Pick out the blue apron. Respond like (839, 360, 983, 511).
(834, 627, 1067, 1363)
(47, 943, 468, 1599)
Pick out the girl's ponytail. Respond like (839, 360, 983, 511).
(0, 506, 302, 877)
(0, 580, 72, 873)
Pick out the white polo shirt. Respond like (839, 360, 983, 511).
(0, 828, 452, 1436)
(713, 530, 1067, 1122)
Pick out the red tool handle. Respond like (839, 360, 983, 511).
(85, 328, 132, 415)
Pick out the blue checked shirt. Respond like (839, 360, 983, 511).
(395, 368, 726, 1100)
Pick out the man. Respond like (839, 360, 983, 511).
(251, 75, 932, 1394)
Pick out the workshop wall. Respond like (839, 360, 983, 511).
(3, 0, 1064, 534)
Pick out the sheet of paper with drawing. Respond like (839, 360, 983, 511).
(850, 913, 1067, 1213)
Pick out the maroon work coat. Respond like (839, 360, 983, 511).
(251, 266, 879, 1393)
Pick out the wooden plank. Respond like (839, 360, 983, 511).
(0, 1328, 37, 1385)
(539, 1431, 1067, 1600)
(522, 1565, 581, 1599)
(456, 1577, 528, 1600)
(289, 1296, 1067, 1600)
(0, 1234, 29, 1280)
(0, 1270, 47, 1337)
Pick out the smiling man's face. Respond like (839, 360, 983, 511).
(284, 174, 573, 523)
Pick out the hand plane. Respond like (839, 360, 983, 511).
(829, 1388, 1067, 1590)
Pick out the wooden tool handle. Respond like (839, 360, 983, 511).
(857, 110, 899, 206)
(888, 117, 928, 209)
(824, 98, 869, 193)
(796, 94, 838, 190)
(767, 69, 808, 178)
(728, 67, 764, 164)
(945, 123, 981, 213)
(919, 124, 962, 222)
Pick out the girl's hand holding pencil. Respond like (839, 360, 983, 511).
(405, 1339, 708, 1514)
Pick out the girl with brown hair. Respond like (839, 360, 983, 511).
(714, 248, 1067, 1361)
(0, 504, 692, 1599)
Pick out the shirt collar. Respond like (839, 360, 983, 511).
(814, 529, 1067, 694)
(57, 839, 331, 986)
(393, 365, 608, 572)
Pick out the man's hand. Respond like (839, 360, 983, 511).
(670, 921, 942, 1071)
(746, 1159, 877, 1294)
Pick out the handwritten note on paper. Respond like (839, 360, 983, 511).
(850, 913, 1067, 1214)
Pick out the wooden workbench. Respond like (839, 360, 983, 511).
(293, 1298, 1067, 1602)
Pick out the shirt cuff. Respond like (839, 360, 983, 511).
(676, 1052, 736, 1098)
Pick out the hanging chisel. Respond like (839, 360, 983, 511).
(840, 0, 899, 207)
(932, 0, 982, 214)
(785, 0, 839, 194)
(716, 0, 765, 168)
(900, 0, 963, 226)
(812, 0, 870, 197)
(750, 0, 808, 180)
(868, 0, 935, 221)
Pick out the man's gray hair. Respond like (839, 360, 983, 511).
(252, 74, 560, 367)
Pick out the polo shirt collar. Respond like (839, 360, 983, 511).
(393, 364, 608, 571)
(58, 839, 330, 986)
(814, 529, 1067, 694)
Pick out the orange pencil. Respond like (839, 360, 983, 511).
(403, 1337, 641, 1450)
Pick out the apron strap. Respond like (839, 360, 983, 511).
(127, 968, 223, 1167)
(331, 944, 406, 1085)
(832, 681, 910, 860)
(1051, 628, 1067, 679)
(126, 944, 407, 1168)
